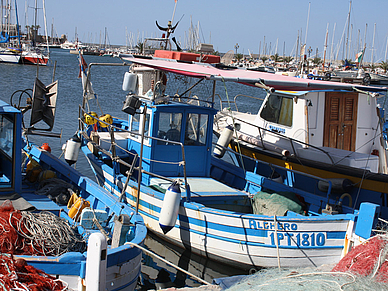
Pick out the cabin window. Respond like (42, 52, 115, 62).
(129, 112, 151, 142)
(0, 115, 14, 159)
(130, 113, 140, 138)
(184, 113, 208, 146)
(157, 112, 182, 145)
(260, 94, 293, 127)
(144, 113, 150, 139)
(0, 114, 14, 188)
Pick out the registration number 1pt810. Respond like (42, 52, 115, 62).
(270, 232, 326, 247)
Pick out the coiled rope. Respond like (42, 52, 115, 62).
(11, 211, 87, 256)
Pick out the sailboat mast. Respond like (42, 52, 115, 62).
(345, 1, 351, 60)
(330, 23, 336, 62)
(42, 0, 49, 54)
(33, 0, 37, 45)
(14, 0, 21, 48)
(371, 23, 376, 66)
(304, 2, 310, 47)
(322, 23, 329, 72)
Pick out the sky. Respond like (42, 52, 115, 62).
(13, 0, 388, 62)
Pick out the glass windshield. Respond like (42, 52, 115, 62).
(157, 112, 182, 145)
(184, 113, 208, 146)
(260, 94, 293, 127)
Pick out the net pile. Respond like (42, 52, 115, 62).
(0, 253, 66, 290)
(0, 200, 86, 256)
(225, 235, 388, 290)
(225, 267, 387, 291)
(332, 234, 388, 283)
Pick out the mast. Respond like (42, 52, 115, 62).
(371, 23, 376, 66)
(14, 0, 21, 48)
(330, 23, 336, 63)
(345, 1, 351, 60)
(42, 0, 49, 54)
(304, 2, 310, 47)
(33, 0, 37, 46)
(322, 23, 329, 72)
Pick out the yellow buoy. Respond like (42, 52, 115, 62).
(99, 114, 113, 128)
(84, 111, 98, 125)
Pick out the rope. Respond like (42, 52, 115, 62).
(11, 211, 86, 256)
(114, 140, 185, 165)
(125, 242, 211, 286)
(353, 88, 388, 210)
(221, 77, 245, 172)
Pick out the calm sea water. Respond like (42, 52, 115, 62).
(1, 49, 265, 288)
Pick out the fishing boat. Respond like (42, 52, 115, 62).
(2, 77, 146, 290)
(74, 54, 380, 270)
(211, 69, 388, 220)
(113, 52, 388, 220)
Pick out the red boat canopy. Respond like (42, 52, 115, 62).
(120, 54, 387, 93)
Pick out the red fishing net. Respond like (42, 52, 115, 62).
(0, 254, 66, 290)
(332, 235, 388, 283)
(0, 200, 86, 256)
(0, 200, 83, 289)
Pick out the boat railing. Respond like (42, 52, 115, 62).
(217, 110, 336, 165)
(215, 143, 335, 205)
(79, 108, 191, 199)
(219, 94, 265, 112)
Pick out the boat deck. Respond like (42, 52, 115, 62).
(150, 177, 246, 198)
(2, 182, 64, 215)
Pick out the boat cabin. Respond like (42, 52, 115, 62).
(94, 66, 217, 186)
(239, 89, 387, 173)
(0, 100, 22, 194)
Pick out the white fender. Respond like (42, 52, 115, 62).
(85, 232, 107, 291)
(214, 125, 234, 158)
(64, 134, 81, 165)
(159, 181, 181, 234)
(122, 72, 138, 93)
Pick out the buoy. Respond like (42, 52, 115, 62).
(40, 143, 51, 152)
(84, 111, 98, 125)
(64, 134, 81, 165)
(159, 180, 181, 234)
(99, 114, 113, 128)
(213, 125, 234, 158)
(85, 232, 107, 290)
(122, 71, 138, 93)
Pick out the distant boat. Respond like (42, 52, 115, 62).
(0, 48, 21, 63)
(0, 0, 22, 64)
(21, 48, 49, 65)
(21, 0, 50, 65)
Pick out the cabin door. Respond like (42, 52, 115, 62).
(323, 92, 358, 151)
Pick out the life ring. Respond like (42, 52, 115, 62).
(363, 74, 371, 85)
(324, 72, 331, 81)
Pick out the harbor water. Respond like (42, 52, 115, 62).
(1, 49, 264, 288)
